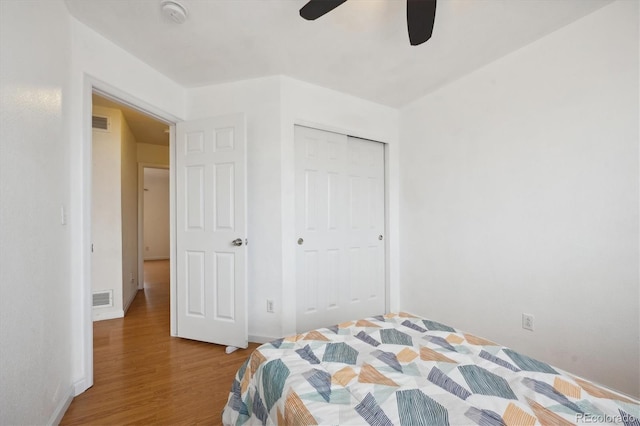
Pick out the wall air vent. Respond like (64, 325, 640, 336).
(92, 290, 113, 308)
(92, 115, 110, 132)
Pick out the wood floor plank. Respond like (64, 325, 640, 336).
(61, 260, 259, 425)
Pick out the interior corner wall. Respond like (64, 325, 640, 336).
(186, 76, 401, 341)
(0, 0, 74, 424)
(120, 115, 139, 313)
(399, 0, 639, 397)
(91, 105, 124, 320)
(90, 105, 139, 319)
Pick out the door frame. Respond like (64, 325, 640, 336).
(137, 163, 170, 290)
(80, 75, 181, 392)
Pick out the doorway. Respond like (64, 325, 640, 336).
(82, 86, 249, 394)
(91, 92, 172, 320)
(139, 166, 170, 289)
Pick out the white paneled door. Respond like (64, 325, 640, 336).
(295, 125, 385, 333)
(175, 114, 247, 348)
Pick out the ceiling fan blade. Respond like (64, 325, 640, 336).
(300, 0, 347, 20)
(407, 0, 437, 46)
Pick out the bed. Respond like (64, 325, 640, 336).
(222, 313, 639, 425)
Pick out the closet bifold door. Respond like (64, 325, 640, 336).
(294, 125, 385, 333)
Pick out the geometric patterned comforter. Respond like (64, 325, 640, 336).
(222, 313, 639, 425)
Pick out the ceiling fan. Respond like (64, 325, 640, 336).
(299, 0, 437, 46)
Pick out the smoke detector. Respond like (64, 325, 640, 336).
(160, 0, 188, 24)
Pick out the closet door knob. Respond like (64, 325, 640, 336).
(297, 238, 304, 245)
(231, 238, 243, 247)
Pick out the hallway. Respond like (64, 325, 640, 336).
(61, 260, 258, 425)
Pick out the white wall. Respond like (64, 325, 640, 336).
(143, 168, 170, 260)
(0, 0, 74, 424)
(399, 0, 639, 397)
(91, 106, 124, 320)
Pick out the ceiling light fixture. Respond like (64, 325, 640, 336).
(160, 0, 188, 24)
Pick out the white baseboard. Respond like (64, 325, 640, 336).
(248, 334, 279, 344)
(92, 308, 124, 321)
(73, 378, 90, 396)
(123, 289, 138, 314)
(47, 385, 74, 426)
(144, 256, 169, 261)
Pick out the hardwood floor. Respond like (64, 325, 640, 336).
(61, 260, 259, 425)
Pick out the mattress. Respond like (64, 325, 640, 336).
(222, 313, 639, 425)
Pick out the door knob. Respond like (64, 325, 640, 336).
(231, 238, 243, 247)
(297, 238, 304, 245)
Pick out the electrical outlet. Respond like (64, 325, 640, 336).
(522, 313, 534, 331)
(266, 299, 275, 313)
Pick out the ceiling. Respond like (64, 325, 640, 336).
(93, 94, 169, 146)
(68, 0, 613, 108)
